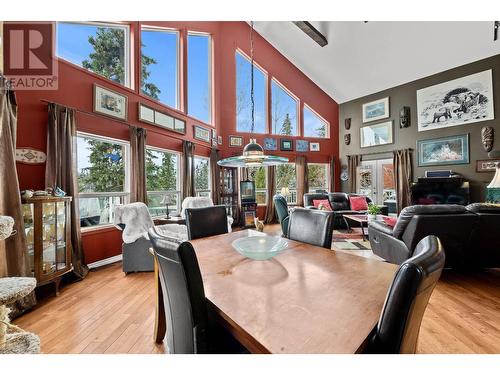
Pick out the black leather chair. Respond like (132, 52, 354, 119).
(287, 207, 335, 249)
(364, 235, 445, 354)
(273, 194, 290, 237)
(185, 205, 228, 240)
(369, 204, 477, 267)
(303, 192, 329, 209)
(466, 203, 500, 268)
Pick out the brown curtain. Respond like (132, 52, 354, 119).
(210, 147, 221, 204)
(264, 166, 277, 224)
(45, 103, 88, 279)
(130, 127, 148, 204)
(182, 140, 195, 199)
(329, 156, 336, 192)
(347, 154, 362, 193)
(393, 149, 413, 214)
(295, 156, 308, 207)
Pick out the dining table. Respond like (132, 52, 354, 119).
(153, 229, 398, 354)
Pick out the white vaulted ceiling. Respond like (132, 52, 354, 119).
(252, 21, 500, 103)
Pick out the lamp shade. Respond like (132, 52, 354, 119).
(281, 187, 290, 196)
(161, 195, 173, 205)
(488, 162, 500, 188)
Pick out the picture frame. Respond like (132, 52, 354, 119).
(217, 136, 223, 145)
(417, 70, 494, 132)
(362, 97, 389, 123)
(280, 139, 293, 151)
(296, 140, 309, 152)
(476, 159, 500, 173)
(138, 103, 155, 125)
(360, 121, 394, 148)
(154, 111, 175, 130)
(193, 125, 211, 143)
(174, 118, 186, 133)
(417, 134, 470, 167)
(137, 103, 186, 134)
(263, 138, 277, 151)
(310, 142, 320, 152)
(229, 136, 243, 147)
(93, 84, 128, 121)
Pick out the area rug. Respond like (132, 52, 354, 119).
(332, 229, 371, 251)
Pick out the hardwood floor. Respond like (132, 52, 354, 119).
(13, 225, 500, 354)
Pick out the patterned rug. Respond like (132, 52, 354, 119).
(332, 228, 371, 251)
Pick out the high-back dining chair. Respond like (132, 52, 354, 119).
(287, 208, 335, 249)
(364, 235, 445, 354)
(185, 205, 229, 240)
(273, 194, 290, 237)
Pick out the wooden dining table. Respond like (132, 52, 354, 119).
(153, 229, 398, 354)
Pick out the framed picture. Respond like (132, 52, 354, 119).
(476, 159, 500, 173)
(417, 70, 494, 132)
(296, 140, 309, 152)
(138, 103, 155, 125)
(360, 121, 393, 148)
(280, 139, 293, 151)
(93, 84, 128, 120)
(217, 136, 223, 145)
(229, 136, 243, 147)
(310, 142, 320, 152)
(362, 97, 389, 123)
(193, 125, 211, 143)
(417, 134, 470, 167)
(264, 138, 277, 151)
(173, 118, 186, 134)
(155, 111, 175, 130)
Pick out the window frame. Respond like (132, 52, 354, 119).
(76, 131, 131, 232)
(193, 155, 212, 198)
(303, 103, 330, 139)
(56, 21, 132, 89)
(307, 163, 330, 193)
(275, 162, 298, 205)
(271, 78, 300, 137)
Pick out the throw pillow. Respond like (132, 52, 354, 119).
(313, 199, 332, 211)
(382, 216, 397, 227)
(349, 196, 368, 211)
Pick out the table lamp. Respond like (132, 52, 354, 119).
(486, 162, 500, 203)
(280, 187, 290, 197)
(160, 195, 173, 219)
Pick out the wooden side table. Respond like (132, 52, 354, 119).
(154, 216, 186, 225)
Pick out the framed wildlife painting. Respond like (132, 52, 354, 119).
(360, 121, 393, 148)
(416, 70, 494, 132)
(93, 84, 128, 120)
(362, 97, 389, 123)
(417, 134, 470, 167)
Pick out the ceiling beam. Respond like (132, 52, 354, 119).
(292, 21, 328, 47)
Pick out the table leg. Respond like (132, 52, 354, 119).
(152, 254, 166, 344)
(362, 223, 368, 241)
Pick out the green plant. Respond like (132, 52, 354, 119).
(367, 203, 381, 215)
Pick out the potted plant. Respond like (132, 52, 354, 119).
(367, 203, 381, 222)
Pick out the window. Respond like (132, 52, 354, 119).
(187, 33, 212, 124)
(235, 50, 267, 133)
(194, 156, 211, 197)
(246, 166, 267, 205)
(275, 163, 297, 204)
(76, 133, 130, 228)
(303, 105, 328, 138)
(271, 80, 298, 136)
(57, 22, 130, 87)
(308, 163, 329, 192)
(141, 27, 179, 109)
(146, 147, 181, 217)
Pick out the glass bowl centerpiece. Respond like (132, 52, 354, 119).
(232, 235, 288, 260)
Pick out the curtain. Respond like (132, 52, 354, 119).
(393, 149, 413, 214)
(295, 156, 308, 206)
(210, 147, 221, 204)
(182, 140, 195, 199)
(329, 156, 336, 192)
(347, 154, 362, 193)
(130, 127, 148, 204)
(45, 103, 89, 279)
(264, 166, 277, 224)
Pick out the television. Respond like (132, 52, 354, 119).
(240, 180, 256, 203)
(410, 177, 470, 206)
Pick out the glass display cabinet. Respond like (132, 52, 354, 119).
(219, 167, 239, 223)
(22, 196, 73, 295)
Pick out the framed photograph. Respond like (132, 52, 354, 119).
(217, 136, 223, 145)
(93, 84, 128, 120)
(138, 103, 155, 125)
(280, 139, 293, 151)
(360, 121, 393, 148)
(155, 111, 174, 130)
(310, 142, 320, 152)
(417, 70, 494, 132)
(362, 97, 389, 123)
(476, 159, 500, 173)
(193, 125, 211, 143)
(229, 136, 243, 147)
(264, 138, 277, 151)
(174, 118, 186, 134)
(296, 140, 309, 152)
(417, 134, 470, 167)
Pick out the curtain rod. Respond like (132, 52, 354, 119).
(39, 99, 214, 149)
(347, 148, 413, 157)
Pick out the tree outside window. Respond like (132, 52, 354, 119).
(271, 80, 298, 136)
(308, 164, 329, 192)
(247, 166, 267, 204)
(194, 157, 211, 197)
(276, 163, 297, 204)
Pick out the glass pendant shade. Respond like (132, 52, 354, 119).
(217, 139, 288, 167)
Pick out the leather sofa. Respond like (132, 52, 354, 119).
(368, 203, 500, 268)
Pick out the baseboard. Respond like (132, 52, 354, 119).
(87, 254, 123, 269)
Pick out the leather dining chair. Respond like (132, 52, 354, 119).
(364, 235, 445, 354)
(287, 208, 335, 249)
(185, 205, 229, 240)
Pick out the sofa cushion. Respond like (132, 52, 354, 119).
(313, 199, 332, 211)
(349, 196, 368, 211)
(382, 216, 398, 227)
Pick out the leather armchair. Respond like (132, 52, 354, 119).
(273, 194, 290, 237)
(303, 192, 328, 209)
(466, 203, 500, 268)
(287, 207, 335, 249)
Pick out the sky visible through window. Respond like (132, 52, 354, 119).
(188, 34, 211, 124)
(271, 80, 298, 136)
(303, 106, 327, 138)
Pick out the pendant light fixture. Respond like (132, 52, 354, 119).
(218, 22, 288, 168)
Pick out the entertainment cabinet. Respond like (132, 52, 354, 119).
(410, 176, 470, 206)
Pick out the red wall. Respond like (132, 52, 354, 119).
(15, 21, 339, 264)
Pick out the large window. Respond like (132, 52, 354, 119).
(303, 105, 328, 138)
(194, 156, 211, 197)
(308, 163, 329, 192)
(141, 27, 179, 109)
(275, 163, 297, 204)
(187, 33, 212, 124)
(57, 22, 130, 87)
(235, 50, 267, 133)
(246, 166, 267, 205)
(77, 134, 130, 228)
(146, 147, 181, 217)
(271, 80, 298, 136)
